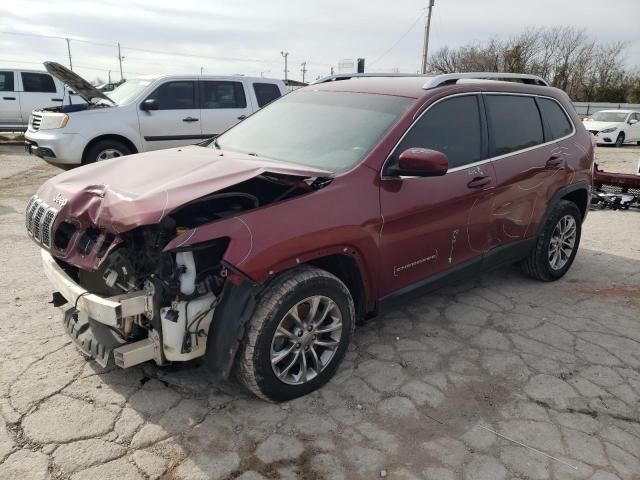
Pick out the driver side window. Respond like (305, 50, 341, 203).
(146, 81, 196, 110)
(389, 95, 484, 171)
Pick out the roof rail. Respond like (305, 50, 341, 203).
(313, 72, 426, 84)
(422, 72, 549, 89)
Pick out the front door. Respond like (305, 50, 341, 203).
(199, 80, 252, 138)
(138, 80, 202, 151)
(0, 71, 21, 128)
(379, 94, 497, 295)
(628, 112, 640, 141)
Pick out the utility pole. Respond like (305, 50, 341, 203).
(260, 70, 270, 77)
(66, 38, 73, 70)
(330, 66, 334, 75)
(200, 66, 204, 75)
(301, 62, 307, 83)
(280, 51, 289, 82)
(421, 0, 435, 74)
(118, 42, 124, 81)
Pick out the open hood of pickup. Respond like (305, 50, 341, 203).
(36, 145, 332, 233)
(44, 61, 115, 104)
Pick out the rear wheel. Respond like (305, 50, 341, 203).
(615, 132, 625, 148)
(235, 266, 355, 401)
(518, 200, 582, 282)
(83, 139, 132, 165)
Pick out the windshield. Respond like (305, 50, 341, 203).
(214, 91, 413, 173)
(587, 111, 628, 122)
(107, 79, 153, 105)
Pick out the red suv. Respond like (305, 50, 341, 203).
(28, 72, 593, 401)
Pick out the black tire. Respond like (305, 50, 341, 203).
(235, 266, 355, 401)
(615, 133, 625, 148)
(518, 200, 582, 282)
(83, 139, 132, 165)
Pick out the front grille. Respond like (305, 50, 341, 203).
(31, 113, 42, 131)
(588, 130, 599, 135)
(25, 195, 58, 248)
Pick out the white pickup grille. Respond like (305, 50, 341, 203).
(31, 113, 42, 131)
(25, 196, 58, 248)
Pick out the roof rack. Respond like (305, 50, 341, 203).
(422, 72, 549, 89)
(313, 72, 427, 84)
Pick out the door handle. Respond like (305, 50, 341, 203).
(546, 155, 563, 168)
(182, 117, 199, 122)
(52, 98, 63, 101)
(237, 115, 247, 120)
(467, 176, 492, 188)
(3, 96, 16, 100)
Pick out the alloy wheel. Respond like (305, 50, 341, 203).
(270, 295, 343, 385)
(96, 148, 123, 162)
(548, 214, 577, 270)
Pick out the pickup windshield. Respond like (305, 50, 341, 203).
(107, 79, 153, 105)
(214, 91, 413, 173)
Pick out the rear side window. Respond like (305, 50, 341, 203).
(21, 72, 56, 93)
(485, 95, 543, 155)
(253, 82, 282, 107)
(147, 81, 196, 110)
(394, 95, 484, 169)
(200, 81, 247, 109)
(0, 71, 14, 91)
(538, 98, 573, 140)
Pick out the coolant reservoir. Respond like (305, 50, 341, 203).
(176, 251, 196, 295)
(160, 294, 216, 361)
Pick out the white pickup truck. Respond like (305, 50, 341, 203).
(24, 62, 287, 167)
(0, 68, 82, 132)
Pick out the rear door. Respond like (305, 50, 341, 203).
(486, 94, 571, 245)
(138, 80, 202, 151)
(0, 71, 21, 128)
(18, 72, 64, 115)
(379, 94, 497, 295)
(199, 80, 252, 138)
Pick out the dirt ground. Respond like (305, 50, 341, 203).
(0, 144, 639, 480)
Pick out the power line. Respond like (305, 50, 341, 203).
(0, 30, 332, 68)
(369, 13, 424, 67)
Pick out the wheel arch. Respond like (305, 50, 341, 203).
(537, 182, 590, 237)
(561, 188, 588, 221)
(81, 134, 139, 164)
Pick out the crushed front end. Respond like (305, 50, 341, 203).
(30, 196, 230, 368)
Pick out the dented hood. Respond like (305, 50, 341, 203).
(36, 145, 332, 233)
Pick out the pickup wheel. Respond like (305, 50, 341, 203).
(235, 266, 355, 401)
(518, 200, 582, 282)
(83, 139, 132, 165)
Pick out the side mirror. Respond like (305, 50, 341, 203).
(141, 99, 158, 112)
(394, 148, 448, 177)
(629, 119, 638, 125)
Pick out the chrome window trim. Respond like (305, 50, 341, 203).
(381, 91, 577, 180)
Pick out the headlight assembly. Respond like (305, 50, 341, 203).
(38, 113, 69, 130)
(600, 126, 617, 133)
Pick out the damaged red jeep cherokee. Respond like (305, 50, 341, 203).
(27, 72, 594, 401)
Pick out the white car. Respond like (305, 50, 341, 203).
(582, 109, 640, 147)
(24, 62, 286, 167)
(0, 68, 82, 132)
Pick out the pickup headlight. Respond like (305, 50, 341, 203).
(38, 113, 69, 130)
(600, 126, 617, 133)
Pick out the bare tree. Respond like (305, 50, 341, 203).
(428, 26, 639, 101)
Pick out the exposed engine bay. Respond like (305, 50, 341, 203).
(41, 171, 330, 368)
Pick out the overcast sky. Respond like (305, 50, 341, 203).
(1, 0, 639, 83)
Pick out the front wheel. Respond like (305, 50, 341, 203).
(83, 139, 132, 165)
(518, 200, 582, 282)
(235, 266, 355, 401)
(615, 133, 625, 148)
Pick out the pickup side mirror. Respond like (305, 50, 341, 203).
(393, 148, 448, 177)
(141, 98, 158, 112)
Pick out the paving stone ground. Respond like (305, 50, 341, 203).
(1, 144, 639, 479)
